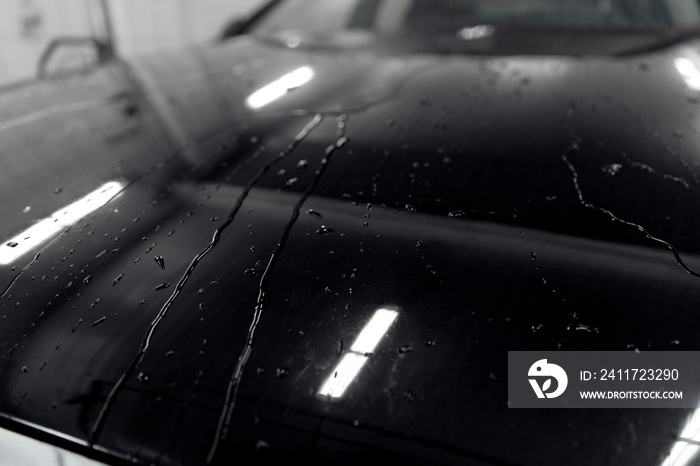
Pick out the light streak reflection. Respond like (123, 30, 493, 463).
(661, 403, 700, 466)
(318, 308, 398, 398)
(245, 66, 314, 109)
(0, 181, 124, 265)
(675, 57, 700, 90)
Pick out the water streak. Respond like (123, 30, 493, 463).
(88, 114, 323, 444)
(562, 154, 700, 278)
(206, 133, 349, 463)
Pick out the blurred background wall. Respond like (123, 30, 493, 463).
(0, 0, 266, 87)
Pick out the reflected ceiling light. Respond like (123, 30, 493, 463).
(0, 181, 124, 265)
(245, 66, 314, 109)
(457, 25, 494, 41)
(318, 353, 368, 398)
(660, 403, 700, 466)
(350, 309, 400, 353)
(661, 442, 699, 466)
(318, 308, 398, 398)
(675, 57, 700, 90)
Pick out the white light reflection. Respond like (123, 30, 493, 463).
(318, 353, 368, 398)
(245, 66, 314, 109)
(661, 404, 700, 466)
(457, 25, 494, 41)
(0, 181, 124, 265)
(318, 308, 398, 398)
(675, 57, 700, 90)
(351, 308, 400, 353)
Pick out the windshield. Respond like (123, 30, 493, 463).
(252, 0, 700, 35)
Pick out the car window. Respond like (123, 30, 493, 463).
(251, 0, 700, 34)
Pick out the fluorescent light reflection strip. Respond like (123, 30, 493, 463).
(318, 353, 368, 398)
(318, 308, 398, 398)
(675, 57, 700, 90)
(245, 66, 314, 109)
(0, 181, 124, 265)
(660, 404, 700, 466)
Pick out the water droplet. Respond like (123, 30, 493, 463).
(398, 344, 413, 354)
(244, 268, 259, 276)
(137, 372, 149, 383)
(448, 210, 465, 218)
(567, 323, 599, 333)
(22, 206, 31, 213)
(532, 323, 544, 333)
(425, 340, 436, 347)
(671, 339, 681, 345)
(6, 242, 18, 248)
(405, 204, 416, 212)
(165, 350, 175, 358)
(255, 439, 271, 451)
(20, 366, 28, 373)
(296, 159, 308, 169)
(530, 252, 536, 261)
(91, 316, 107, 327)
(275, 367, 289, 379)
(54, 187, 63, 194)
(155, 283, 170, 290)
(71, 319, 82, 333)
(307, 209, 322, 220)
(601, 163, 622, 176)
(316, 225, 335, 235)
(286, 177, 298, 187)
(154, 256, 165, 270)
(112, 274, 124, 286)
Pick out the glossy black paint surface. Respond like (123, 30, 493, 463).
(1, 24, 700, 465)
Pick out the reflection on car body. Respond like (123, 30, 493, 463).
(3, 0, 700, 465)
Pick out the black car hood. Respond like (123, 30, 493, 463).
(1, 33, 700, 465)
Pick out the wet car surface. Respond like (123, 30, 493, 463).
(3, 0, 700, 464)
